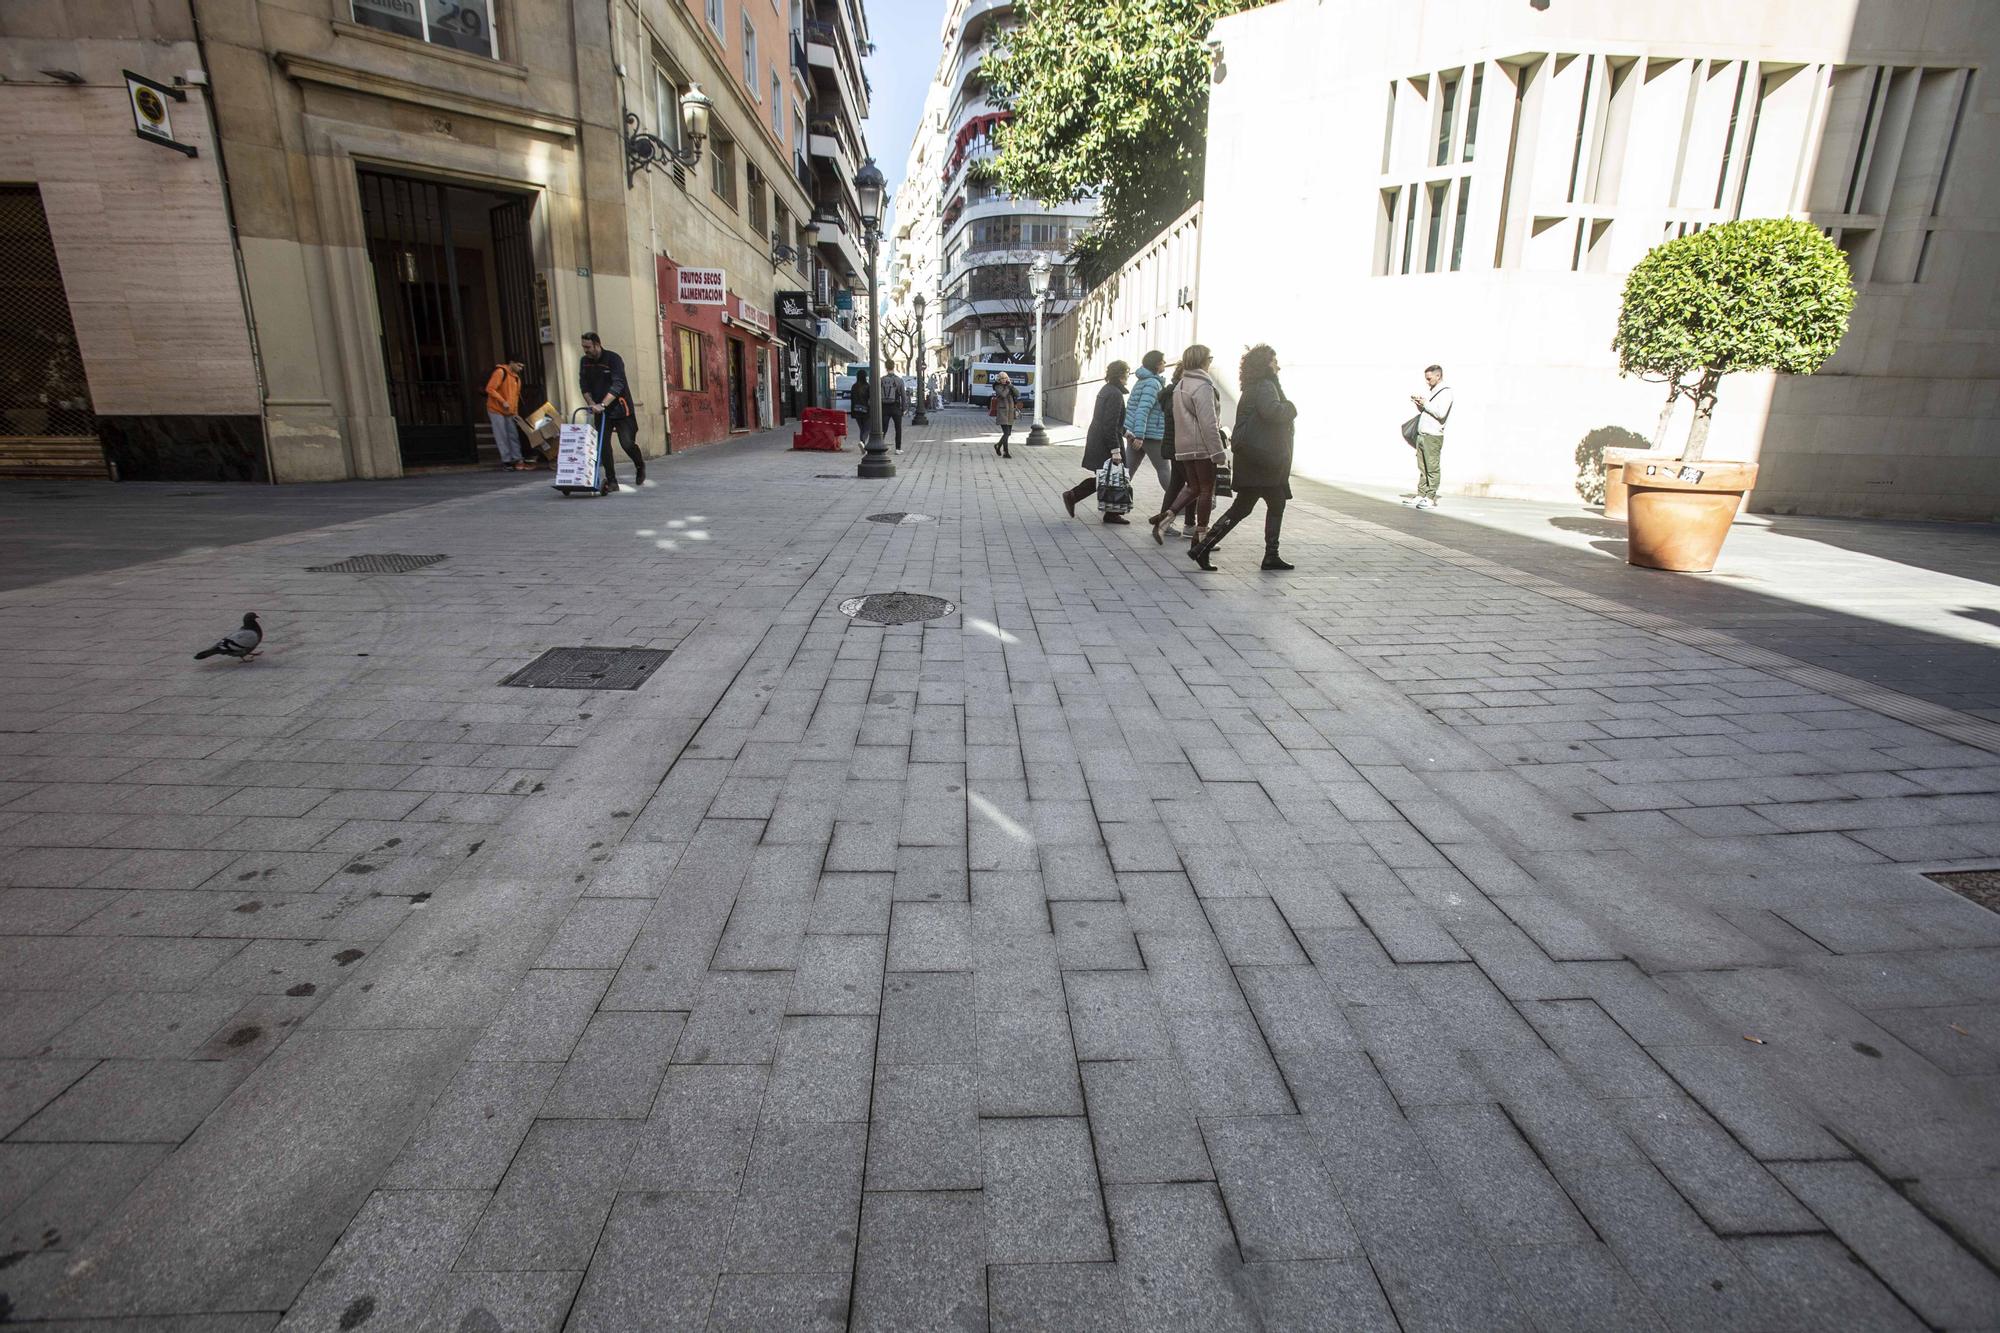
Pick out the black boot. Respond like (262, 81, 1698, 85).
(1062, 486, 1080, 517)
(1187, 539, 1215, 571)
(635, 462, 646, 487)
(1261, 550, 1294, 571)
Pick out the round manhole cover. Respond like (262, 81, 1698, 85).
(839, 592, 957, 625)
(866, 512, 936, 525)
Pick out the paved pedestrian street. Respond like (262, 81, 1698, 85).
(2, 406, 1999, 1331)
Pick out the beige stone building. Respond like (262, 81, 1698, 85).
(1, 0, 865, 482)
(1, 6, 263, 479)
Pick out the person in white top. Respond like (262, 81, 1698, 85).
(1404, 364, 1453, 509)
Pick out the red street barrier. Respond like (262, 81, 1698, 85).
(793, 407, 852, 451)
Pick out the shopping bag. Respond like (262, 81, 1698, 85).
(1095, 459, 1133, 514)
(1214, 454, 1234, 499)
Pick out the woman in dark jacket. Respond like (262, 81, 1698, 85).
(1190, 344, 1297, 571)
(1061, 361, 1131, 524)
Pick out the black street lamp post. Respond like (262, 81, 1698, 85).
(855, 158, 893, 479)
(911, 293, 929, 426)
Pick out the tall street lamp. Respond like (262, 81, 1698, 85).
(854, 157, 893, 479)
(911, 292, 929, 425)
(1024, 252, 1051, 447)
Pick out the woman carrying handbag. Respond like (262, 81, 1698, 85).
(1060, 361, 1132, 524)
(990, 373, 1019, 457)
(1189, 344, 1298, 571)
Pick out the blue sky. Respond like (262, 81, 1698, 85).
(861, 0, 951, 203)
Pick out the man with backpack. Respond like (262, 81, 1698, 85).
(882, 364, 907, 453)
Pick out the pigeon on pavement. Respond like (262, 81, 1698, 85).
(195, 612, 263, 662)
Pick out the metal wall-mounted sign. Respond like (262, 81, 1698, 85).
(125, 70, 195, 157)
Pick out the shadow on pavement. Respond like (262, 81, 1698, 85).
(1295, 476, 2000, 722)
(0, 472, 545, 593)
(1760, 512, 2000, 590)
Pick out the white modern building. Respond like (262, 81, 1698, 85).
(926, 0, 1097, 388)
(1198, 0, 2000, 519)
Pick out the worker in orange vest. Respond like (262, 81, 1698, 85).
(484, 356, 528, 470)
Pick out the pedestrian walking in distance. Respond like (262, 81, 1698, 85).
(1154, 345, 1225, 553)
(1123, 350, 1171, 498)
(991, 372, 1020, 457)
(580, 333, 643, 493)
(849, 365, 872, 442)
(1190, 344, 1298, 571)
(484, 355, 529, 471)
(882, 364, 907, 453)
(1404, 363, 1452, 509)
(1061, 360, 1132, 523)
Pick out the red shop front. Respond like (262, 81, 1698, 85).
(657, 257, 782, 451)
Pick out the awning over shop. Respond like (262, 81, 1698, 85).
(817, 318, 863, 363)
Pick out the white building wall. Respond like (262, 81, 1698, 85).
(1199, 0, 2000, 519)
(1045, 205, 1202, 422)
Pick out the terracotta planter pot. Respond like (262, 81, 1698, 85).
(1624, 460, 1759, 573)
(1599, 446, 1657, 519)
(1603, 462, 1628, 519)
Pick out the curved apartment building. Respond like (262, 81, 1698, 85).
(896, 0, 1096, 386)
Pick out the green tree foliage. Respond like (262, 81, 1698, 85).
(983, 0, 1260, 283)
(1613, 218, 1855, 460)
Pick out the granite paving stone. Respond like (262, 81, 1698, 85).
(979, 1116, 1111, 1263)
(11, 1058, 247, 1144)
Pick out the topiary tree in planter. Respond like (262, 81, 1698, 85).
(1613, 218, 1856, 461)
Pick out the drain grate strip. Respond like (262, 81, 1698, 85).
(308, 554, 448, 574)
(1926, 869, 2000, 914)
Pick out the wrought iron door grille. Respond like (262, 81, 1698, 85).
(359, 171, 475, 467)
(0, 187, 96, 441)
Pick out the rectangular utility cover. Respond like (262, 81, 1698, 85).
(503, 647, 671, 690)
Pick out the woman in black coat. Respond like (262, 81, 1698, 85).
(1190, 344, 1297, 570)
(1060, 360, 1131, 525)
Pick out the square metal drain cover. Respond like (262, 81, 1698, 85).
(1926, 869, 2000, 913)
(308, 554, 448, 574)
(503, 646, 671, 690)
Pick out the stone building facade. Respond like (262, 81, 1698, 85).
(0, 5, 263, 480)
(0, 0, 870, 482)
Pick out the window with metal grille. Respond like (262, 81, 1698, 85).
(0, 186, 97, 443)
